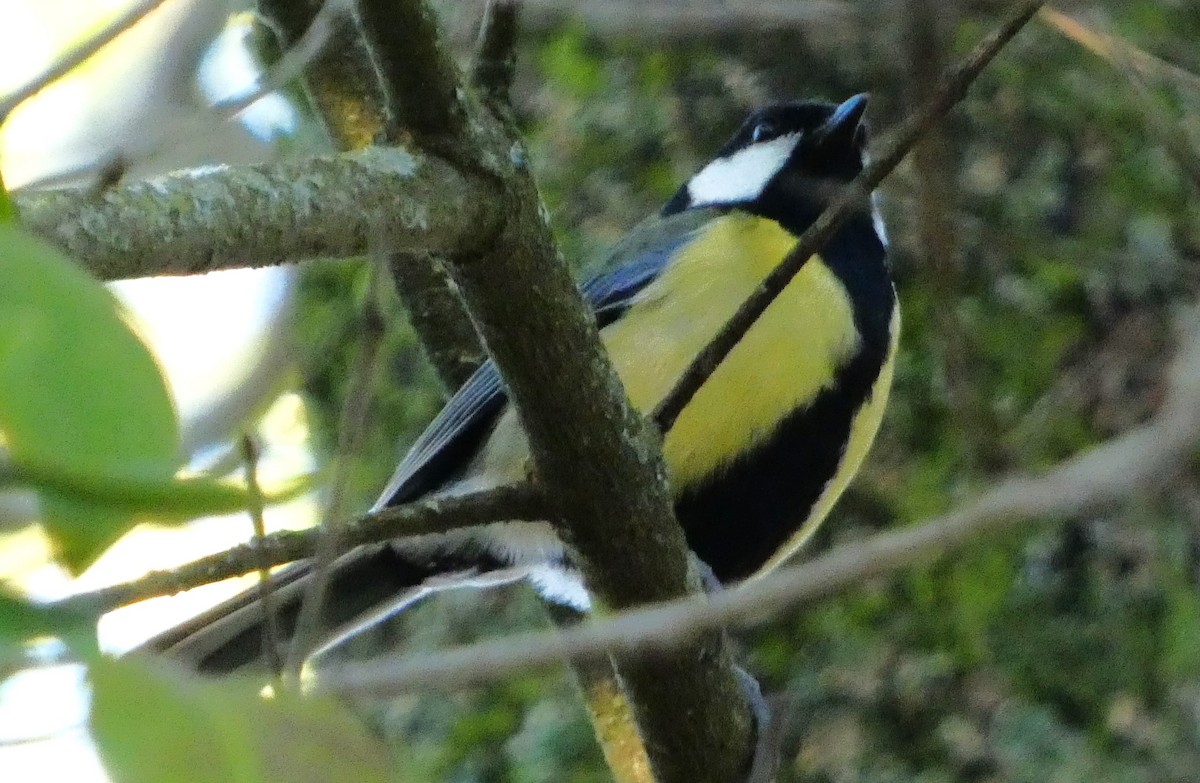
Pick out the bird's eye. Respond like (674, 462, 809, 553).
(751, 121, 776, 143)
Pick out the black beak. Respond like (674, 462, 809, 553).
(815, 93, 869, 147)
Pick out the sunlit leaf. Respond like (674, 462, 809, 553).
(0, 223, 179, 572)
(90, 659, 396, 783)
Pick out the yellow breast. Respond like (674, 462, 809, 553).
(602, 212, 863, 489)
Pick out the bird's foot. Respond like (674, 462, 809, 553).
(735, 664, 780, 783)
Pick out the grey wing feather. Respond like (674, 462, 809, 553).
(372, 360, 506, 509)
(374, 208, 719, 509)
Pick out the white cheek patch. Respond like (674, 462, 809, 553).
(686, 132, 801, 208)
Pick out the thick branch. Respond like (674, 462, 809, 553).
(63, 484, 547, 613)
(342, 0, 757, 776)
(447, 167, 754, 782)
(471, 0, 521, 108)
(353, 0, 465, 139)
(15, 147, 499, 280)
(257, 0, 388, 149)
(312, 303, 1200, 695)
(653, 0, 1047, 432)
(347, 0, 757, 776)
(388, 253, 485, 389)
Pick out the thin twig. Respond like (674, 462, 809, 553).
(212, 0, 349, 120)
(239, 435, 284, 679)
(285, 259, 388, 676)
(312, 303, 1200, 697)
(0, 0, 173, 122)
(257, 0, 387, 149)
(1038, 7, 1200, 95)
(652, 0, 1047, 432)
(14, 1, 351, 192)
(61, 483, 547, 615)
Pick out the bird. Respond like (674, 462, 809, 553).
(142, 94, 898, 674)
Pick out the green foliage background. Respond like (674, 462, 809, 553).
(3, 1, 1199, 781)
(294, 2, 1200, 781)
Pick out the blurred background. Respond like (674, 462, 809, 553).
(4, 0, 1200, 781)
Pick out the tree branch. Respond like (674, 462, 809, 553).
(309, 301, 1200, 696)
(387, 252, 485, 389)
(254, 0, 486, 393)
(256, 0, 387, 150)
(353, 0, 465, 140)
(471, 0, 521, 109)
(239, 435, 284, 678)
(216, 0, 347, 123)
(347, 0, 756, 777)
(61, 484, 547, 614)
(327, 0, 756, 775)
(653, 0, 1048, 432)
(15, 147, 500, 280)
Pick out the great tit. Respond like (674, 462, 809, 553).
(146, 94, 897, 673)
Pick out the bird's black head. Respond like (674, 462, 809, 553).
(663, 94, 870, 221)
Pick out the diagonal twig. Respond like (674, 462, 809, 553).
(212, 0, 350, 121)
(653, 0, 1047, 432)
(61, 484, 547, 615)
(239, 435, 284, 679)
(1040, 7, 1200, 192)
(0, 0, 174, 122)
(312, 300, 1200, 697)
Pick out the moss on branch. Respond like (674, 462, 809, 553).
(256, 0, 388, 149)
(16, 147, 500, 280)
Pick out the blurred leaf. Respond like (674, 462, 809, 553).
(5, 457, 316, 519)
(1161, 582, 1200, 680)
(90, 658, 396, 783)
(0, 587, 96, 657)
(0, 223, 179, 572)
(539, 28, 604, 99)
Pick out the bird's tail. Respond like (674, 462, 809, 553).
(136, 543, 521, 675)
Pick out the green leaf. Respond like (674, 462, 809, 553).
(90, 659, 397, 783)
(0, 223, 179, 572)
(0, 587, 96, 657)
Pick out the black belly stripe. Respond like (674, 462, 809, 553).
(675, 210, 893, 583)
(676, 339, 886, 582)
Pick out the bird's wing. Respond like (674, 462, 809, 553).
(373, 360, 508, 507)
(375, 209, 716, 508)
